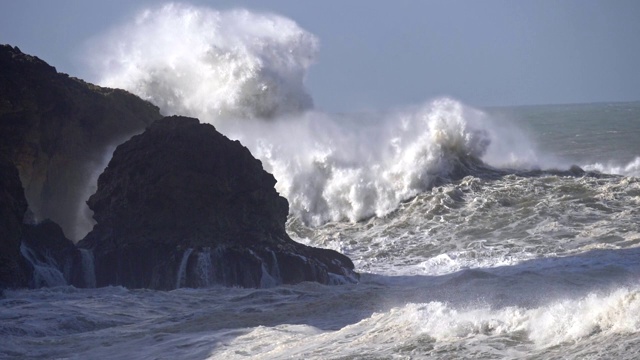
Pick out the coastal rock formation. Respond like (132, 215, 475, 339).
(0, 157, 31, 289)
(0, 44, 162, 240)
(20, 220, 90, 288)
(0, 156, 87, 289)
(79, 116, 358, 289)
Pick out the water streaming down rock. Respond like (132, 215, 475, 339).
(1, 2, 639, 357)
(78, 116, 358, 289)
(79, 249, 96, 288)
(19, 243, 67, 288)
(196, 249, 212, 288)
(20, 220, 86, 287)
(175, 248, 194, 289)
(261, 250, 282, 288)
(176, 248, 289, 288)
(1, 42, 357, 291)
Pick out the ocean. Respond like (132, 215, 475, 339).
(3, 4, 640, 359)
(3, 101, 640, 359)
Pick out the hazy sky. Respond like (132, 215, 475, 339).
(1, 0, 639, 111)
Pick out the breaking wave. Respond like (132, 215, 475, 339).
(86, 3, 316, 120)
(85, 3, 543, 225)
(583, 156, 640, 177)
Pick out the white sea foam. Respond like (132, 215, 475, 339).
(583, 156, 640, 177)
(5, 4, 639, 360)
(413, 288, 640, 346)
(206, 287, 640, 359)
(84, 3, 544, 226)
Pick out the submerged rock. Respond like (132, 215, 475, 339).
(0, 44, 162, 240)
(79, 116, 358, 289)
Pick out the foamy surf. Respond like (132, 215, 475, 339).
(84, 3, 547, 228)
(3, 3, 633, 360)
(583, 156, 640, 177)
(207, 287, 640, 359)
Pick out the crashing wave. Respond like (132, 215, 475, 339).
(84, 3, 542, 226)
(86, 3, 316, 120)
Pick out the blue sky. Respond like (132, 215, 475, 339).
(2, 0, 639, 111)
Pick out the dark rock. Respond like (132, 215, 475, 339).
(0, 44, 162, 240)
(0, 156, 31, 289)
(1, 156, 84, 290)
(569, 164, 586, 176)
(79, 116, 358, 289)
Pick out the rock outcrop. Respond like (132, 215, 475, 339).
(0, 157, 31, 289)
(0, 44, 162, 240)
(0, 44, 357, 291)
(20, 220, 89, 288)
(1, 156, 86, 289)
(79, 116, 358, 289)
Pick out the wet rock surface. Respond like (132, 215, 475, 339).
(1, 45, 357, 290)
(79, 116, 358, 289)
(0, 157, 31, 289)
(0, 44, 162, 240)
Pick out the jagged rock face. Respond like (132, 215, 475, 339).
(0, 157, 31, 288)
(0, 157, 85, 289)
(0, 44, 162, 240)
(79, 116, 358, 289)
(86, 116, 289, 246)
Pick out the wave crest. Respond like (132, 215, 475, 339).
(583, 156, 640, 177)
(86, 3, 317, 120)
(84, 4, 540, 226)
(233, 99, 496, 225)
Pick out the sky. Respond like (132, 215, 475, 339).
(1, 0, 639, 111)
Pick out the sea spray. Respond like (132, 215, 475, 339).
(85, 3, 316, 121)
(85, 3, 543, 226)
(71, 142, 122, 242)
(235, 100, 498, 225)
(583, 156, 640, 177)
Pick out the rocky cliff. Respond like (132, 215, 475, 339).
(1, 156, 85, 290)
(0, 157, 31, 289)
(0, 44, 162, 240)
(79, 116, 358, 289)
(1, 45, 358, 290)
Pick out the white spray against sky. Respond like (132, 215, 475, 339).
(85, 2, 544, 226)
(88, 3, 315, 120)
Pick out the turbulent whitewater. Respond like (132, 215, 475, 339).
(3, 3, 640, 359)
(84, 3, 543, 227)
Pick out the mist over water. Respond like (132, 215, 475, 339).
(84, 3, 546, 226)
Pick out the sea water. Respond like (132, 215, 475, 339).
(3, 4, 640, 359)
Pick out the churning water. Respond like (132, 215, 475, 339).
(3, 4, 640, 359)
